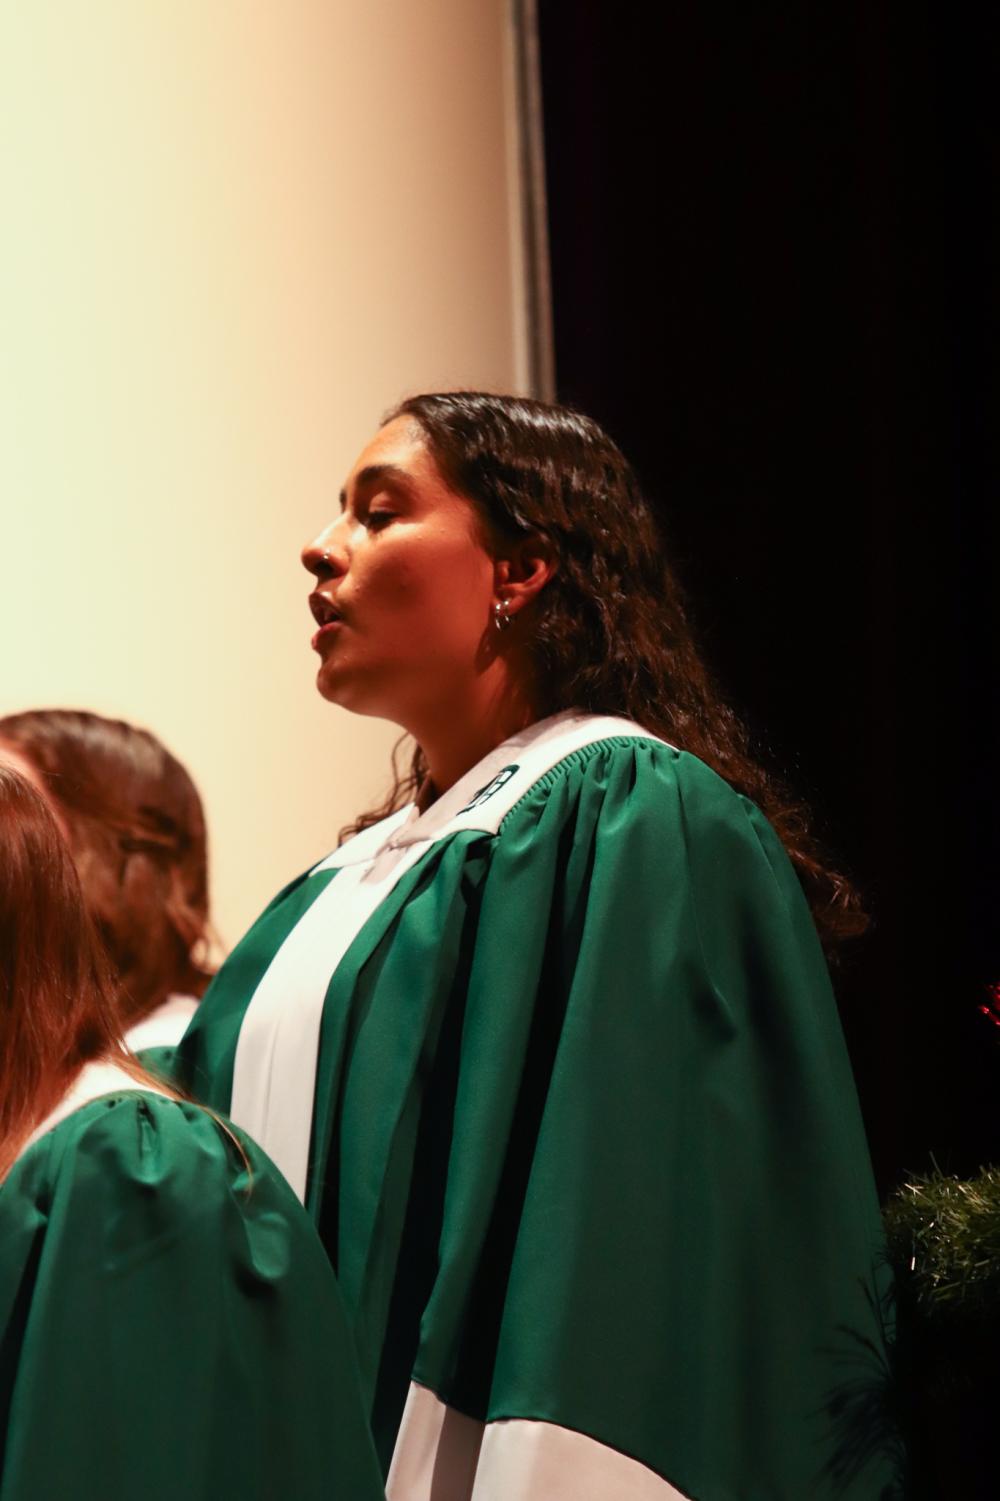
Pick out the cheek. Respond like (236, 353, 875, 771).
(375, 537, 493, 642)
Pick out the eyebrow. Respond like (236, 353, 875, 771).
(339, 463, 416, 513)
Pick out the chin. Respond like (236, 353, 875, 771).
(315, 665, 351, 708)
(315, 663, 390, 722)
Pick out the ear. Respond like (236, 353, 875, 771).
(493, 535, 556, 619)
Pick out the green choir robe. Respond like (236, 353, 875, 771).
(175, 711, 901, 1499)
(0, 1065, 384, 1501)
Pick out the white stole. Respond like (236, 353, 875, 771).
(229, 711, 662, 1201)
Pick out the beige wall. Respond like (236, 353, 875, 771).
(0, 1, 527, 947)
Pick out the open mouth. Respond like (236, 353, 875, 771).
(309, 592, 343, 628)
(309, 592, 345, 651)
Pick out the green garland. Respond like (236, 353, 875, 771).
(884, 1164, 1000, 1327)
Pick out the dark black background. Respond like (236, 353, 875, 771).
(538, 1, 998, 1194)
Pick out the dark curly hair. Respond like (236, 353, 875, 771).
(0, 709, 214, 1025)
(342, 390, 866, 951)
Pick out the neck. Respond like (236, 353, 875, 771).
(410, 669, 542, 804)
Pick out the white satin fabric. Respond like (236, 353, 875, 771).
(228, 712, 662, 1203)
(387, 1383, 690, 1501)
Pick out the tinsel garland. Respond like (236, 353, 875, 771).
(884, 1165, 1000, 1326)
(882, 1167, 1000, 1497)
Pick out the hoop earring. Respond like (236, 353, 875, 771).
(493, 598, 513, 632)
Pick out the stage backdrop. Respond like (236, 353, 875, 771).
(536, 0, 999, 1189)
(0, 1, 532, 948)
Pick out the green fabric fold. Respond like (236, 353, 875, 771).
(178, 738, 899, 1496)
(0, 1093, 383, 1501)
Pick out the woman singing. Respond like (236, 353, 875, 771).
(0, 764, 383, 1500)
(178, 392, 898, 1498)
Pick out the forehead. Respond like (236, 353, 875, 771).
(345, 417, 414, 474)
(349, 414, 420, 465)
(344, 415, 432, 489)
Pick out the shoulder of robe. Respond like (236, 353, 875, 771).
(2, 1090, 337, 1290)
(486, 733, 822, 996)
(9, 1092, 249, 1210)
(495, 731, 775, 857)
(0, 1102, 386, 1501)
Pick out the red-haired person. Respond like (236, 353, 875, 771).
(0, 763, 383, 1500)
(0, 709, 213, 1051)
(176, 394, 900, 1498)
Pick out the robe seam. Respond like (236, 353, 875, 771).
(496, 733, 674, 835)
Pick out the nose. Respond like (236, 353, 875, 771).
(302, 519, 348, 581)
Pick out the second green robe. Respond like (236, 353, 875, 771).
(0, 1083, 384, 1500)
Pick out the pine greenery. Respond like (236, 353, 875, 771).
(884, 1165, 1000, 1326)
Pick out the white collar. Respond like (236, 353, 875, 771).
(319, 710, 662, 871)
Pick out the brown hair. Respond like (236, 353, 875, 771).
(0, 710, 214, 1026)
(344, 391, 866, 952)
(0, 764, 157, 1178)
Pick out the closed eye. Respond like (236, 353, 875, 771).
(364, 510, 397, 530)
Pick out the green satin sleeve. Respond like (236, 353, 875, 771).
(409, 740, 898, 1498)
(0, 1094, 384, 1501)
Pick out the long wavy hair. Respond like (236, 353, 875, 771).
(342, 391, 866, 952)
(0, 709, 214, 1027)
(0, 765, 157, 1179)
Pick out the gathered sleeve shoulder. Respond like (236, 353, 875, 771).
(0, 1093, 383, 1501)
(485, 737, 876, 1223)
(403, 738, 897, 1500)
